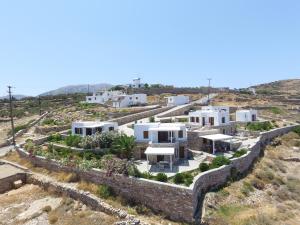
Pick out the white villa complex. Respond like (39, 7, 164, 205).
(112, 93, 147, 108)
(72, 121, 118, 137)
(86, 90, 123, 104)
(236, 109, 258, 122)
(165, 95, 190, 107)
(189, 106, 230, 127)
(134, 123, 187, 170)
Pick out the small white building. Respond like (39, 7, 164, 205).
(130, 78, 144, 89)
(134, 123, 187, 170)
(86, 90, 123, 104)
(112, 93, 147, 108)
(189, 106, 230, 126)
(236, 109, 257, 122)
(165, 95, 190, 107)
(72, 121, 118, 137)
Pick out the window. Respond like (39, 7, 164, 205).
(178, 130, 183, 138)
(136, 97, 138, 100)
(191, 117, 195, 122)
(130, 97, 132, 100)
(74, 127, 83, 135)
(86, 128, 93, 136)
(143, 131, 149, 139)
(109, 127, 114, 131)
(209, 117, 215, 125)
(202, 117, 206, 126)
(222, 117, 226, 124)
(196, 117, 199, 123)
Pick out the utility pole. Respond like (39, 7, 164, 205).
(38, 96, 42, 116)
(8, 86, 16, 146)
(207, 78, 212, 104)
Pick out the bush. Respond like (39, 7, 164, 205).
(232, 149, 248, 158)
(240, 181, 254, 196)
(173, 173, 185, 184)
(250, 178, 265, 190)
(210, 156, 231, 169)
(292, 126, 300, 135)
(65, 135, 82, 147)
(246, 121, 274, 131)
(97, 184, 114, 199)
(184, 177, 194, 186)
(48, 133, 62, 142)
(149, 116, 155, 123)
(156, 173, 168, 182)
(199, 162, 210, 172)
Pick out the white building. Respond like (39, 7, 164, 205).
(134, 123, 187, 170)
(236, 109, 257, 122)
(72, 121, 118, 137)
(130, 78, 144, 89)
(165, 95, 190, 107)
(86, 90, 123, 104)
(189, 106, 230, 126)
(112, 93, 147, 108)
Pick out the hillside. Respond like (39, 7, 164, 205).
(251, 79, 300, 95)
(39, 83, 113, 96)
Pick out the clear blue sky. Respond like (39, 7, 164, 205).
(0, 0, 299, 96)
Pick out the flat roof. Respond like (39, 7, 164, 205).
(200, 134, 233, 141)
(145, 147, 175, 155)
(73, 121, 115, 128)
(149, 126, 182, 131)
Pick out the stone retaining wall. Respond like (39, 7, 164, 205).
(0, 173, 27, 194)
(191, 125, 298, 221)
(157, 104, 192, 118)
(109, 107, 172, 125)
(35, 125, 70, 135)
(16, 147, 194, 223)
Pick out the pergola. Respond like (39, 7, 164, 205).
(200, 134, 233, 154)
(145, 146, 174, 171)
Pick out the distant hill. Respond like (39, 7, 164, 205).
(39, 83, 113, 96)
(0, 94, 28, 100)
(250, 79, 300, 95)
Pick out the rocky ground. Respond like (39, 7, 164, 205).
(0, 184, 117, 225)
(202, 131, 300, 225)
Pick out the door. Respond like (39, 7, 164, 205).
(158, 131, 169, 143)
(157, 155, 164, 162)
(252, 114, 256, 121)
(202, 117, 205, 126)
(209, 117, 214, 126)
(140, 148, 146, 160)
(86, 128, 93, 136)
(179, 146, 185, 158)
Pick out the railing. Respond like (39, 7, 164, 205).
(149, 141, 179, 148)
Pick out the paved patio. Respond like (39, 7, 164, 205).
(135, 154, 207, 177)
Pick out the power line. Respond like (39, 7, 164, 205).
(7, 85, 16, 146)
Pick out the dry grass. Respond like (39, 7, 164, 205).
(204, 133, 300, 225)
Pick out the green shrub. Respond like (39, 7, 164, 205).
(210, 156, 231, 169)
(47, 133, 62, 142)
(97, 184, 114, 199)
(292, 126, 300, 135)
(128, 165, 142, 178)
(199, 162, 210, 172)
(64, 135, 82, 147)
(149, 116, 155, 123)
(246, 121, 274, 131)
(156, 173, 168, 182)
(232, 149, 248, 158)
(184, 177, 194, 186)
(173, 173, 184, 184)
(140, 172, 154, 179)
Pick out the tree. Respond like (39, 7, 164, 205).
(112, 134, 136, 159)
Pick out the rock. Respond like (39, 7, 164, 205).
(13, 180, 23, 189)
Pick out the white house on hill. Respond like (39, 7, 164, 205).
(86, 90, 123, 104)
(165, 95, 190, 107)
(134, 123, 187, 170)
(112, 93, 147, 108)
(72, 121, 118, 137)
(189, 106, 230, 126)
(236, 109, 257, 122)
(129, 78, 144, 89)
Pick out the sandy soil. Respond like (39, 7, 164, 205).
(0, 184, 117, 225)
